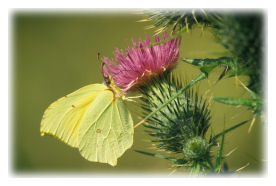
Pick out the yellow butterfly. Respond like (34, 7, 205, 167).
(40, 73, 134, 166)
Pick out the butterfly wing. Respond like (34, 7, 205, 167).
(40, 84, 106, 148)
(78, 90, 134, 166)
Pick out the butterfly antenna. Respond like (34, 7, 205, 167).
(97, 52, 103, 72)
(97, 52, 110, 86)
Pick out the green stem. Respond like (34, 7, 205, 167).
(134, 73, 207, 128)
(212, 120, 249, 141)
(135, 150, 187, 164)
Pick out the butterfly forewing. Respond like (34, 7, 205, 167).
(40, 84, 106, 148)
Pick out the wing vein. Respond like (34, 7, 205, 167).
(81, 97, 112, 139)
(114, 102, 126, 150)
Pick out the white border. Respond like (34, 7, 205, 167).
(3, 1, 276, 186)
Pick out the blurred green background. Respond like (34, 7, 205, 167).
(12, 11, 264, 175)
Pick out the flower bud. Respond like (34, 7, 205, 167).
(183, 136, 209, 160)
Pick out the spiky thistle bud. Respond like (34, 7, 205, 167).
(138, 72, 211, 155)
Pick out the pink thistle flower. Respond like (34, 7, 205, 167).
(102, 33, 181, 92)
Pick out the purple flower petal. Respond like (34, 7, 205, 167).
(103, 33, 181, 92)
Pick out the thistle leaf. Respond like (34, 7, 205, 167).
(213, 97, 256, 107)
(182, 57, 235, 79)
(213, 96, 261, 115)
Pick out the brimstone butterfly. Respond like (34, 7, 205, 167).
(40, 71, 134, 166)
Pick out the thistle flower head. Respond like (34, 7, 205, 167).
(102, 33, 181, 93)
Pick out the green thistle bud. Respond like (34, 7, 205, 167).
(183, 136, 209, 160)
(138, 72, 211, 154)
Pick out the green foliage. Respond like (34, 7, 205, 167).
(213, 81, 262, 118)
(142, 10, 263, 95)
(213, 96, 261, 115)
(135, 71, 252, 174)
(182, 55, 262, 130)
(182, 57, 237, 79)
(137, 72, 215, 173)
(211, 13, 263, 94)
(136, 9, 264, 174)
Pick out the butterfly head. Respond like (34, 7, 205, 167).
(98, 52, 125, 100)
(107, 77, 125, 101)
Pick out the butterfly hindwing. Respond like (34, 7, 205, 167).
(78, 90, 134, 166)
